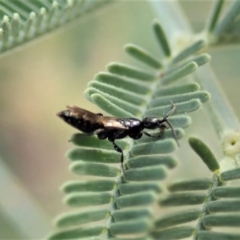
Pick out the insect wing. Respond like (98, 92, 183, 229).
(66, 106, 96, 119)
(102, 117, 128, 130)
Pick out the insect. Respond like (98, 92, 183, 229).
(57, 102, 179, 172)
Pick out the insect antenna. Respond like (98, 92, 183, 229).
(164, 101, 176, 118)
(164, 118, 179, 146)
(162, 101, 179, 147)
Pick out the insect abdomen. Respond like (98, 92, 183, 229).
(57, 110, 102, 133)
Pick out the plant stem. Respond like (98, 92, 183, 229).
(149, 1, 240, 137)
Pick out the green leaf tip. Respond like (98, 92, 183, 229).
(107, 63, 156, 81)
(86, 82, 146, 108)
(172, 39, 207, 64)
(112, 208, 153, 221)
(61, 179, 116, 193)
(206, 0, 225, 33)
(12, 13, 20, 41)
(1, 15, 10, 46)
(64, 192, 112, 207)
(110, 219, 152, 235)
(119, 182, 162, 195)
(115, 191, 156, 208)
(207, 199, 240, 213)
(131, 139, 178, 156)
(168, 178, 212, 192)
(152, 20, 171, 57)
(66, 148, 121, 163)
(194, 53, 211, 66)
(161, 61, 198, 85)
(213, 186, 240, 198)
(155, 209, 201, 229)
(127, 155, 178, 169)
(146, 99, 201, 117)
(124, 43, 163, 69)
(124, 165, 168, 181)
(54, 209, 109, 228)
(150, 91, 210, 108)
(70, 161, 120, 177)
(189, 137, 220, 172)
(159, 192, 205, 206)
(152, 226, 194, 239)
(170, 115, 192, 129)
(155, 82, 200, 97)
(95, 72, 150, 95)
(197, 231, 240, 240)
(91, 93, 136, 118)
(47, 226, 104, 240)
(202, 214, 240, 228)
(220, 167, 240, 181)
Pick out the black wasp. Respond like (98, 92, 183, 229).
(57, 102, 179, 172)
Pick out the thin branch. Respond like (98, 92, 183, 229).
(149, 0, 240, 136)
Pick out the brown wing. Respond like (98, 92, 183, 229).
(102, 116, 128, 130)
(66, 106, 127, 130)
(66, 106, 100, 122)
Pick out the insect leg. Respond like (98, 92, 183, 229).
(96, 129, 108, 139)
(163, 101, 176, 119)
(110, 140, 125, 172)
(144, 124, 167, 138)
(158, 123, 167, 138)
(129, 132, 142, 140)
(162, 119, 179, 146)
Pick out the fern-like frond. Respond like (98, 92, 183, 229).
(206, 0, 240, 45)
(151, 136, 240, 239)
(48, 19, 211, 239)
(0, 0, 113, 56)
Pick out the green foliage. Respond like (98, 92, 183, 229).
(207, 0, 240, 44)
(0, 0, 113, 56)
(45, 1, 240, 239)
(189, 137, 220, 172)
(48, 11, 213, 240)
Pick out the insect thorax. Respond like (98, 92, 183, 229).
(118, 118, 142, 129)
(142, 117, 159, 129)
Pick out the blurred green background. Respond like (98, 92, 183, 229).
(0, 1, 239, 239)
